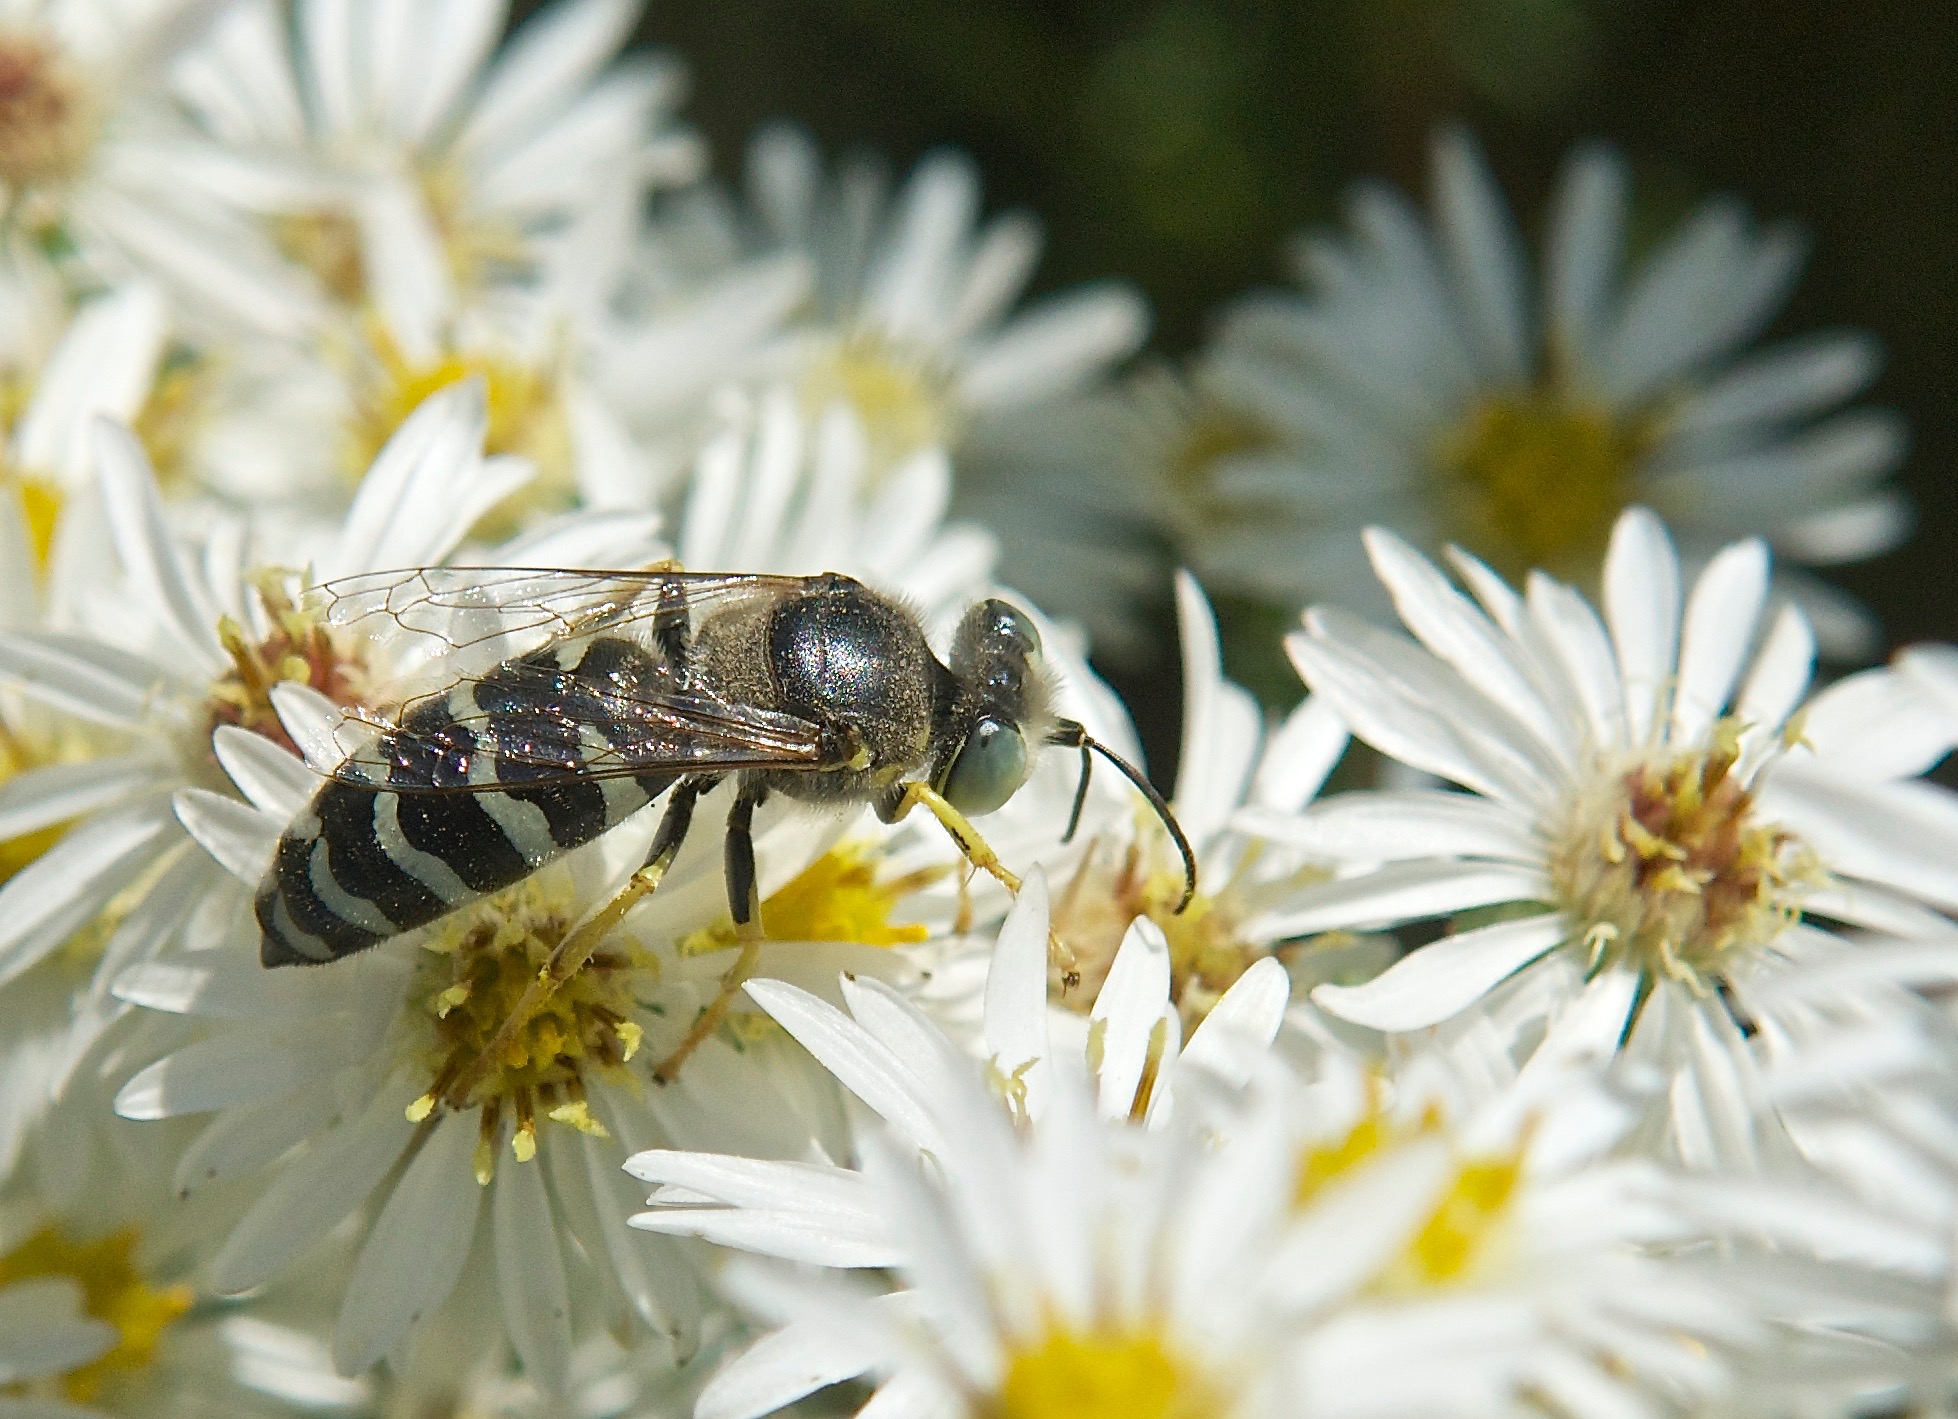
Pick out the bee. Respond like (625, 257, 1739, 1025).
(259, 566, 1195, 1097)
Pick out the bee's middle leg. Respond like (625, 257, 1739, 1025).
(442, 774, 712, 1111)
(654, 782, 768, 1083)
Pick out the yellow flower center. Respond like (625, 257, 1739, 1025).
(994, 1322, 1223, 1419)
(681, 842, 939, 956)
(1551, 720, 1815, 990)
(800, 332, 954, 467)
(0, 1226, 192, 1404)
(407, 867, 651, 1180)
(1053, 827, 1317, 1031)
(1161, 390, 1284, 534)
(0, 32, 97, 192)
(6, 469, 60, 569)
(131, 345, 215, 494)
(271, 209, 365, 305)
(1378, 1155, 1522, 1292)
(208, 572, 372, 756)
(1437, 387, 1645, 580)
(1291, 1105, 1523, 1293)
(419, 158, 530, 294)
(0, 716, 69, 881)
(347, 327, 570, 536)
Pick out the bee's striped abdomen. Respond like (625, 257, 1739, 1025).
(257, 635, 678, 967)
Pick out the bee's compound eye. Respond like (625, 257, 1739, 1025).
(940, 718, 1030, 817)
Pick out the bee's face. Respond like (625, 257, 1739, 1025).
(937, 599, 1048, 815)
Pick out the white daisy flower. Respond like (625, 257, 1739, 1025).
(0, 382, 579, 1044)
(174, 0, 702, 330)
(725, 123, 1148, 474)
(0, 0, 317, 336)
(1020, 567, 1347, 1035)
(630, 965, 1766, 1419)
(1164, 129, 1905, 655)
(1278, 506, 1958, 1168)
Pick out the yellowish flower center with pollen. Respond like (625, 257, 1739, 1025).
(131, 346, 216, 493)
(0, 717, 70, 880)
(1437, 386, 1647, 581)
(1053, 827, 1320, 1031)
(993, 1322, 1224, 1419)
(6, 470, 60, 569)
(405, 868, 651, 1181)
(1161, 390, 1285, 536)
(0, 32, 98, 192)
(800, 332, 954, 469)
(347, 327, 571, 536)
(271, 209, 366, 305)
(208, 572, 373, 756)
(1290, 1104, 1524, 1293)
(1551, 720, 1817, 991)
(419, 159, 531, 293)
(0, 1226, 192, 1404)
(681, 842, 941, 956)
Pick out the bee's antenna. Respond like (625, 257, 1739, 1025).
(1063, 739, 1092, 844)
(1048, 720, 1198, 914)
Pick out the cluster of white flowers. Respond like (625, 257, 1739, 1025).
(0, 4, 1945, 1418)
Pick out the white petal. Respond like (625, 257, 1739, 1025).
(210, 1080, 417, 1294)
(1172, 570, 1259, 844)
(1546, 144, 1625, 373)
(0, 754, 167, 839)
(1734, 604, 1814, 754)
(1602, 507, 1680, 746)
(174, 787, 277, 883)
(1182, 957, 1290, 1079)
(744, 979, 950, 1160)
(0, 632, 163, 725)
(958, 285, 1148, 407)
(1248, 693, 1347, 812)
(93, 419, 221, 662)
(982, 870, 1052, 1117)
(1671, 538, 1768, 745)
(493, 1150, 572, 1395)
(1238, 790, 1541, 865)
(695, 1309, 889, 1419)
(115, 1027, 318, 1120)
(1310, 912, 1566, 1031)
(1431, 129, 1527, 380)
(1090, 916, 1171, 1119)
(333, 1110, 484, 1373)
(0, 808, 175, 990)
(212, 724, 317, 817)
(1246, 859, 1552, 939)
(460, 0, 635, 160)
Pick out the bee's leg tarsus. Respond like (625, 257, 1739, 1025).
(653, 781, 766, 1084)
(893, 781, 1022, 895)
(441, 775, 710, 1112)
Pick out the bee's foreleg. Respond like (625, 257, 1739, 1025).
(654, 782, 768, 1083)
(441, 774, 711, 1112)
(887, 780, 1023, 895)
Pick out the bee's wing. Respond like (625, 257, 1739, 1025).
(306, 567, 832, 792)
(311, 566, 811, 685)
(325, 665, 828, 793)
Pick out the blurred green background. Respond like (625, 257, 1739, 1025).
(535, 0, 1958, 764)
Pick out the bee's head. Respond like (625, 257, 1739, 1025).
(934, 598, 1056, 816)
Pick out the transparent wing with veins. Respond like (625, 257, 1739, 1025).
(301, 567, 832, 793)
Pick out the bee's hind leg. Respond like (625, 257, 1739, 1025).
(441, 774, 712, 1112)
(653, 782, 768, 1084)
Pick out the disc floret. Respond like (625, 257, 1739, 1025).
(0, 1225, 191, 1404)
(406, 868, 652, 1179)
(993, 1321, 1225, 1419)
(0, 31, 98, 195)
(208, 572, 371, 754)
(1437, 385, 1648, 580)
(1552, 720, 1815, 990)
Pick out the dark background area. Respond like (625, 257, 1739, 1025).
(526, 0, 1958, 769)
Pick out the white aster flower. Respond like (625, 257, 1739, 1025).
(723, 123, 1147, 474)
(1164, 129, 1905, 655)
(0, 0, 316, 336)
(630, 961, 1765, 1419)
(175, 0, 702, 329)
(0, 382, 582, 1051)
(1278, 506, 1958, 1169)
(1004, 567, 1347, 1037)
